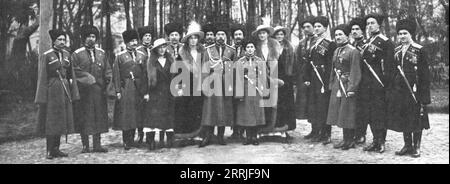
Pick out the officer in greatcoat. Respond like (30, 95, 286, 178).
(359, 14, 395, 153)
(35, 29, 80, 159)
(112, 30, 148, 150)
(302, 16, 336, 145)
(72, 25, 111, 153)
(387, 19, 430, 158)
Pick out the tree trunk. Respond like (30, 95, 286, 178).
(248, 0, 257, 32)
(273, 0, 281, 25)
(102, 0, 113, 65)
(123, 0, 132, 29)
(53, 0, 58, 29)
(160, 0, 164, 37)
(379, 0, 391, 38)
(132, 0, 144, 28)
(58, 0, 65, 29)
(149, 0, 157, 35)
(260, 0, 265, 17)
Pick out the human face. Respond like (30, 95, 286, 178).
(85, 34, 96, 48)
(157, 45, 167, 56)
(53, 35, 66, 49)
(334, 30, 348, 45)
(275, 31, 285, 42)
(189, 35, 199, 46)
(258, 30, 269, 41)
(351, 25, 364, 39)
(245, 43, 256, 55)
(302, 23, 314, 36)
(314, 23, 326, 36)
(169, 32, 180, 44)
(126, 39, 139, 50)
(205, 31, 215, 44)
(216, 31, 227, 45)
(142, 33, 152, 45)
(397, 30, 412, 44)
(233, 30, 244, 44)
(366, 18, 380, 34)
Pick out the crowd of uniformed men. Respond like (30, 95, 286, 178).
(35, 13, 430, 160)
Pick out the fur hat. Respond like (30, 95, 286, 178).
(231, 24, 246, 38)
(364, 13, 385, 26)
(300, 16, 315, 27)
(349, 17, 366, 32)
(49, 29, 66, 42)
(214, 22, 230, 35)
(313, 16, 329, 27)
(122, 29, 139, 43)
(137, 26, 154, 39)
(164, 22, 183, 36)
(396, 18, 417, 36)
(203, 23, 215, 34)
(80, 25, 99, 40)
(333, 24, 351, 36)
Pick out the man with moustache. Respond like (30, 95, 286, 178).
(348, 17, 368, 144)
(359, 14, 395, 153)
(112, 30, 148, 150)
(203, 23, 216, 47)
(35, 29, 80, 159)
(165, 23, 184, 61)
(199, 23, 236, 147)
(135, 26, 154, 145)
(295, 16, 316, 126)
(72, 25, 111, 153)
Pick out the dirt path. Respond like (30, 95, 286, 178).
(0, 114, 448, 164)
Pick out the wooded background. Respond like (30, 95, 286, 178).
(0, 0, 448, 97)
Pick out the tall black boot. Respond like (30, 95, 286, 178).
(364, 129, 379, 152)
(251, 128, 259, 146)
(93, 133, 108, 153)
(217, 126, 226, 145)
(412, 131, 422, 158)
(123, 130, 131, 150)
(395, 132, 413, 156)
(81, 134, 90, 153)
(158, 131, 166, 149)
(378, 129, 386, 153)
(321, 125, 332, 145)
(334, 129, 346, 149)
(243, 129, 252, 145)
(137, 128, 144, 144)
(146, 132, 156, 150)
(129, 129, 139, 148)
(166, 131, 174, 148)
(355, 122, 367, 144)
(342, 129, 356, 150)
(46, 136, 55, 159)
(199, 127, 212, 148)
(53, 136, 68, 157)
(305, 123, 317, 139)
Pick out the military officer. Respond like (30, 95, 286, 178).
(359, 14, 395, 153)
(165, 22, 184, 61)
(72, 25, 111, 153)
(199, 23, 237, 148)
(112, 30, 148, 150)
(302, 16, 336, 145)
(387, 19, 430, 158)
(203, 23, 216, 47)
(35, 29, 80, 159)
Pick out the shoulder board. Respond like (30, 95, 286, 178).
(74, 47, 86, 54)
(346, 44, 356, 50)
(95, 48, 105, 53)
(226, 44, 235, 49)
(136, 50, 146, 56)
(61, 49, 71, 55)
(43, 49, 54, 55)
(117, 50, 128, 56)
(136, 45, 144, 50)
(206, 44, 215, 48)
(395, 45, 402, 51)
(377, 34, 389, 41)
(411, 42, 423, 49)
(320, 39, 331, 47)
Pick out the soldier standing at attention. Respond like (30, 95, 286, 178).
(359, 14, 395, 153)
(387, 19, 430, 158)
(35, 30, 80, 159)
(72, 25, 111, 153)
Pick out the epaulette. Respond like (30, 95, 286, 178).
(117, 50, 127, 57)
(378, 34, 389, 41)
(136, 45, 144, 50)
(74, 47, 86, 54)
(411, 42, 423, 49)
(225, 44, 235, 49)
(96, 47, 105, 53)
(206, 44, 215, 49)
(321, 39, 331, 47)
(347, 44, 356, 50)
(136, 50, 146, 56)
(43, 49, 54, 55)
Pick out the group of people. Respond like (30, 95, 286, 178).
(35, 13, 430, 160)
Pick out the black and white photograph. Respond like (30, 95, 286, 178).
(0, 0, 448, 166)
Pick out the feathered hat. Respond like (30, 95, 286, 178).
(181, 21, 204, 43)
(252, 15, 274, 36)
